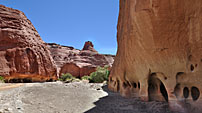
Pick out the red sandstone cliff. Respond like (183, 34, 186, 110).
(108, 0, 202, 102)
(0, 5, 57, 82)
(47, 41, 114, 77)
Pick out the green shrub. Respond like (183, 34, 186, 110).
(81, 75, 91, 81)
(89, 66, 110, 83)
(59, 73, 76, 82)
(0, 76, 4, 83)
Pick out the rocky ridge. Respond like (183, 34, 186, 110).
(47, 41, 115, 77)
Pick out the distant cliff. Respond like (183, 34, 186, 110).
(47, 41, 115, 77)
(0, 5, 114, 82)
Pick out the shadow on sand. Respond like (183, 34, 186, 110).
(85, 85, 178, 113)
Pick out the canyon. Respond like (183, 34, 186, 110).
(47, 41, 114, 78)
(108, 0, 202, 103)
(0, 5, 114, 82)
(1, 0, 202, 103)
(1, 1, 202, 113)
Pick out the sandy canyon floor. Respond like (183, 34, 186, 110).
(0, 82, 201, 113)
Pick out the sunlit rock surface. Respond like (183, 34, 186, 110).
(47, 41, 115, 77)
(108, 0, 202, 103)
(0, 5, 57, 82)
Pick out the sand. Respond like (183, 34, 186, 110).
(0, 81, 201, 113)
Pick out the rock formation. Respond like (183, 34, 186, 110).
(0, 5, 57, 82)
(47, 41, 114, 77)
(108, 0, 202, 102)
(82, 41, 98, 52)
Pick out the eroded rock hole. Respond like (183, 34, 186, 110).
(160, 82, 168, 101)
(26, 48, 31, 53)
(183, 87, 189, 99)
(117, 79, 120, 91)
(123, 82, 127, 89)
(190, 64, 194, 72)
(138, 82, 140, 89)
(148, 75, 168, 101)
(114, 81, 116, 86)
(133, 83, 137, 88)
(191, 86, 200, 101)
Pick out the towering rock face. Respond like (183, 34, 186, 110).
(47, 41, 114, 77)
(109, 0, 202, 102)
(0, 5, 57, 82)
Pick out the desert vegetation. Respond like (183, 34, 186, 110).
(59, 66, 110, 83)
(0, 76, 5, 83)
(89, 66, 110, 83)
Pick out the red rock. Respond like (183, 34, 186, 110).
(0, 5, 57, 82)
(108, 0, 202, 102)
(82, 41, 97, 52)
(47, 42, 114, 77)
(59, 63, 96, 78)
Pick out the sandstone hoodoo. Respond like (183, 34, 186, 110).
(47, 41, 115, 78)
(108, 0, 202, 102)
(0, 5, 57, 82)
(82, 41, 98, 52)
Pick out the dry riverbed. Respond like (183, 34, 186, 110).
(0, 81, 201, 113)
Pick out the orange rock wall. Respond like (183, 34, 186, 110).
(109, 0, 202, 102)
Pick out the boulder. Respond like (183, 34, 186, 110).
(108, 0, 202, 102)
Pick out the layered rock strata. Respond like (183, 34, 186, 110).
(108, 0, 202, 102)
(47, 42, 114, 77)
(0, 5, 57, 82)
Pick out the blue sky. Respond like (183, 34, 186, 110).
(0, 0, 119, 55)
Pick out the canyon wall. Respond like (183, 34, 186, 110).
(47, 41, 114, 78)
(0, 5, 57, 82)
(108, 0, 202, 102)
